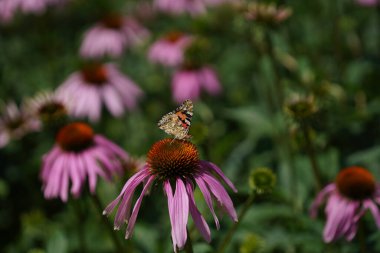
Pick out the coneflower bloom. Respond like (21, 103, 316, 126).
(24, 91, 69, 129)
(172, 66, 221, 103)
(154, 0, 206, 16)
(355, 0, 379, 6)
(80, 15, 149, 59)
(0, 0, 66, 23)
(0, 101, 39, 148)
(104, 138, 237, 252)
(310, 166, 380, 242)
(56, 63, 143, 122)
(41, 122, 129, 202)
(148, 32, 192, 67)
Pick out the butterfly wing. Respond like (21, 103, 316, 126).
(158, 100, 193, 139)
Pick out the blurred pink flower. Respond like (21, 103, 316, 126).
(148, 32, 192, 67)
(172, 66, 221, 103)
(103, 139, 237, 252)
(0, 0, 19, 23)
(0, 0, 67, 23)
(154, 0, 206, 15)
(41, 122, 129, 202)
(356, 0, 380, 6)
(80, 15, 150, 59)
(0, 101, 39, 148)
(57, 63, 143, 122)
(310, 166, 380, 242)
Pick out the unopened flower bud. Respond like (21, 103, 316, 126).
(249, 167, 276, 194)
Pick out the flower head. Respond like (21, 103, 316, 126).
(56, 63, 143, 122)
(0, 101, 39, 148)
(0, 0, 67, 23)
(154, 0, 206, 16)
(80, 15, 149, 59)
(148, 31, 192, 67)
(310, 166, 380, 242)
(41, 122, 129, 202)
(104, 138, 237, 252)
(249, 167, 276, 195)
(24, 91, 69, 129)
(244, 2, 292, 24)
(355, 0, 380, 6)
(172, 66, 221, 103)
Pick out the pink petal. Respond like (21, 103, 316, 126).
(185, 180, 211, 242)
(309, 183, 336, 218)
(201, 172, 238, 222)
(170, 178, 189, 250)
(195, 176, 220, 229)
(125, 175, 155, 238)
(200, 160, 237, 192)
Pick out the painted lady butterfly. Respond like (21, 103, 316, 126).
(158, 100, 193, 140)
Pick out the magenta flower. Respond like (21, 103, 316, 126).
(355, 0, 379, 6)
(56, 63, 143, 122)
(41, 122, 129, 202)
(0, 0, 66, 23)
(172, 66, 221, 103)
(148, 32, 192, 67)
(154, 0, 206, 15)
(310, 166, 380, 242)
(0, 101, 39, 148)
(103, 138, 237, 252)
(80, 15, 149, 59)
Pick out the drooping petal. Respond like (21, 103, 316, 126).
(125, 175, 155, 239)
(170, 179, 189, 251)
(309, 183, 336, 218)
(363, 199, 380, 228)
(185, 180, 211, 242)
(164, 180, 177, 252)
(200, 160, 237, 192)
(201, 172, 238, 222)
(195, 176, 220, 229)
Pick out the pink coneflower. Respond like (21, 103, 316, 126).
(56, 63, 143, 122)
(310, 166, 380, 242)
(80, 15, 149, 59)
(24, 91, 69, 129)
(355, 0, 380, 6)
(154, 0, 206, 15)
(104, 138, 237, 252)
(0, 101, 39, 148)
(172, 66, 221, 103)
(148, 32, 192, 67)
(0, 0, 66, 23)
(41, 122, 129, 202)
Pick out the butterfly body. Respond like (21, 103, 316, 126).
(158, 100, 193, 140)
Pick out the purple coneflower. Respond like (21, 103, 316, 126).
(148, 31, 192, 67)
(80, 15, 149, 59)
(41, 122, 129, 202)
(0, 0, 66, 23)
(0, 101, 39, 148)
(154, 0, 206, 15)
(56, 63, 143, 122)
(172, 66, 221, 103)
(355, 0, 379, 6)
(104, 138, 237, 252)
(310, 166, 380, 242)
(24, 91, 69, 129)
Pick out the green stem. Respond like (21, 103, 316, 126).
(359, 219, 367, 253)
(73, 200, 87, 253)
(183, 228, 194, 253)
(217, 194, 255, 253)
(301, 123, 322, 191)
(91, 194, 126, 253)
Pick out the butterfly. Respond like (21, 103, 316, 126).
(158, 100, 193, 140)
